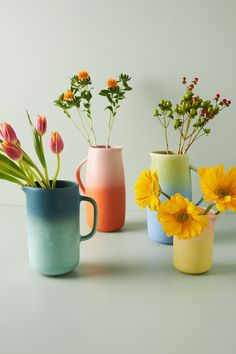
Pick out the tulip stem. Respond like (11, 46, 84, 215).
(22, 151, 48, 185)
(21, 161, 47, 188)
(29, 167, 47, 188)
(52, 153, 60, 189)
(19, 161, 36, 186)
(39, 136, 50, 187)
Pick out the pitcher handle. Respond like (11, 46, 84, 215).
(76, 158, 88, 194)
(79, 195, 98, 242)
(189, 164, 203, 206)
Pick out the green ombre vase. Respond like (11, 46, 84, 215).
(23, 181, 97, 276)
(147, 151, 202, 245)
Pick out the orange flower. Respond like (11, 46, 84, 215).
(107, 78, 118, 88)
(63, 90, 74, 100)
(77, 71, 90, 80)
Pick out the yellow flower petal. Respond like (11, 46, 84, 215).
(135, 169, 161, 211)
(198, 165, 236, 213)
(157, 193, 208, 240)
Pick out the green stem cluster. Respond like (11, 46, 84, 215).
(0, 112, 62, 189)
(153, 78, 231, 155)
(55, 72, 132, 148)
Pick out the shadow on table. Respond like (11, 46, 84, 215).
(209, 262, 236, 275)
(118, 219, 147, 233)
(214, 230, 236, 244)
(57, 261, 172, 279)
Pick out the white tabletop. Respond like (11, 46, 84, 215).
(0, 206, 235, 354)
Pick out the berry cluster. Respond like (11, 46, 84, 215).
(153, 76, 231, 154)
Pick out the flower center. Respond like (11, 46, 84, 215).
(216, 187, 229, 198)
(176, 212, 189, 223)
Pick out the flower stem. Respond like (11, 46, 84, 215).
(52, 153, 60, 188)
(203, 203, 215, 215)
(22, 151, 47, 184)
(215, 210, 220, 215)
(39, 136, 50, 187)
(161, 190, 171, 200)
(29, 167, 47, 188)
(86, 107, 97, 147)
(75, 107, 92, 145)
(106, 111, 115, 148)
(163, 113, 169, 154)
(70, 115, 92, 146)
(19, 161, 36, 186)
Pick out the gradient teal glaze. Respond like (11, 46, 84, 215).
(23, 181, 97, 276)
(147, 152, 202, 245)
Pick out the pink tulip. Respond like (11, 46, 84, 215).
(49, 131, 64, 154)
(36, 115, 47, 136)
(0, 122, 18, 143)
(2, 141, 23, 161)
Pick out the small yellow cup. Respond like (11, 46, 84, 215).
(173, 213, 217, 275)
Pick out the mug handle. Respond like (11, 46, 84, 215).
(79, 195, 98, 242)
(76, 158, 88, 194)
(189, 164, 203, 206)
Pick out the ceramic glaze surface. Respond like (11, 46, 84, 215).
(147, 152, 196, 245)
(23, 181, 97, 275)
(76, 146, 125, 232)
(173, 214, 217, 274)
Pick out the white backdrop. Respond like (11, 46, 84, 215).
(0, 0, 235, 209)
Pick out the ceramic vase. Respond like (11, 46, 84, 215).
(173, 213, 217, 274)
(148, 151, 202, 244)
(23, 181, 97, 276)
(76, 146, 125, 232)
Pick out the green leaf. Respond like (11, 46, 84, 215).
(0, 172, 24, 186)
(105, 106, 113, 112)
(22, 152, 35, 168)
(26, 111, 46, 168)
(0, 154, 27, 180)
(99, 90, 108, 96)
(204, 128, 211, 135)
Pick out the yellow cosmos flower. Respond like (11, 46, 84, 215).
(198, 165, 236, 212)
(107, 78, 118, 88)
(77, 71, 90, 80)
(157, 193, 208, 240)
(63, 90, 74, 100)
(135, 169, 160, 211)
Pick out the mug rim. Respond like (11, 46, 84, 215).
(22, 180, 78, 191)
(89, 145, 122, 150)
(150, 150, 188, 157)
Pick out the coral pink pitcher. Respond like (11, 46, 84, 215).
(76, 146, 126, 232)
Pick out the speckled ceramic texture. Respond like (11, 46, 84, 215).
(23, 181, 97, 276)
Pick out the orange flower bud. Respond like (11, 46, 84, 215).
(2, 141, 23, 161)
(77, 71, 90, 80)
(49, 131, 64, 154)
(63, 90, 74, 100)
(107, 78, 118, 88)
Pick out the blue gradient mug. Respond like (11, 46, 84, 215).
(148, 151, 203, 245)
(23, 181, 97, 276)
